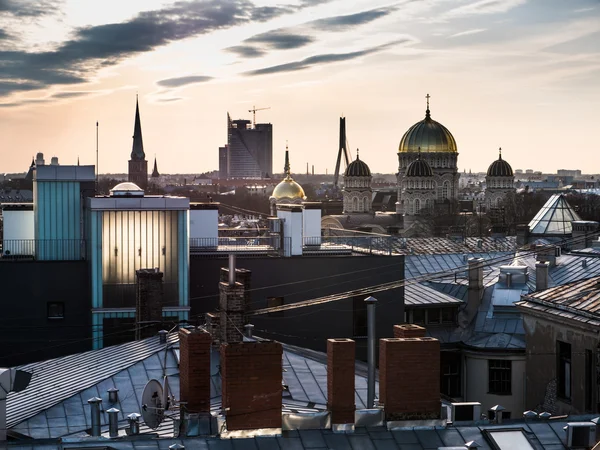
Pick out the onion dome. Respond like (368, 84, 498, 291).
(398, 94, 457, 153)
(344, 149, 371, 177)
(271, 147, 306, 201)
(405, 150, 434, 177)
(487, 148, 514, 177)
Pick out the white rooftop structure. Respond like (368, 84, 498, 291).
(528, 194, 581, 236)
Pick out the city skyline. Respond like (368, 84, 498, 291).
(0, 0, 599, 175)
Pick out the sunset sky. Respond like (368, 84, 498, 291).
(0, 0, 599, 175)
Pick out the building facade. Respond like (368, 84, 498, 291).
(224, 114, 272, 179)
(396, 97, 459, 214)
(128, 98, 148, 190)
(342, 151, 372, 214)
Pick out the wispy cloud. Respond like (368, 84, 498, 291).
(156, 97, 183, 103)
(157, 75, 213, 88)
(309, 6, 396, 30)
(441, 0, 526, 20)
(51, 91, 94, 99)
(246, 30, 315, 50)
(244, 40, 407, 76)
(226, 45, 266, 58)
(0, 0, 63, 17)
(450, 28, 487, 38)
(0, 0, 326, 99)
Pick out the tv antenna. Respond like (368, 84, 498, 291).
(248, 105, 270, 128)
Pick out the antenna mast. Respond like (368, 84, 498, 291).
(95, 121, 99, 194)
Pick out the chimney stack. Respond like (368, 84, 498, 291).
(327, 339, 356, 426)
(277, 204, 303, 256)
(393, 324, 426, 339)
(135, 269, 164, 340)
(379, 336, 440, 420)
(221, 341, 283, 431)
(535, 261, 549, 291)
(460, 258, 484, 328)
(179, 328, 212, 415)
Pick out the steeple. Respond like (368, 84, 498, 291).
(284, 142, 291, 178)
(131, 95, 145, 161)
(152, 156, 160, 178)
(425, 93, 431, 120)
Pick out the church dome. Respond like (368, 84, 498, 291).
(345, 151, 371, 177)
(406, 154, 434, 177)
(271, 146, 306, 201)
(487, 148, 513, 177)
(272, 178, 306, 201)
(398, 98, 457, 153)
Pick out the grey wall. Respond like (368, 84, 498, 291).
(0, 261, 91, 367)
(190, 255, 404, 360)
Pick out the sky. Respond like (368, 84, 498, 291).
(0, 0, 599, 176)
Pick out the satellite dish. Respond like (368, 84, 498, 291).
(141, 379, 164, 429)
(162, 375, 170, 411)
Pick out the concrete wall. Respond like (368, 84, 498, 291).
(2, 210, 34, 255)
(190, 255, 404, 360)
(0, 261, 91, 367)
(522, 313, 599, 414)
(463, 351, 526, 417)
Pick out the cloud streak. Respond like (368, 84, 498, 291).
(157, 75, 213, 88)
(244, 40, 407, 76)
(309, 7, 396, 30)
(450, 28, 487, 38)
(0, 0, 324, 99)
(0, 0, 62, 17)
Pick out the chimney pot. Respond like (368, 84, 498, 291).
(107, 407, 120, 438)
(158, 330, 168, 344)
(87, 397, 102, 437)
(126, 412, 141, 435)
(244, 323, 254, 339)
(327, 339, 356, 426)
(107, 387, 119, 403)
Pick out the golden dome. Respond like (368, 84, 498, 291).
(272, 176, 306, 200)
(270, 146, 306, 201)
(398, 96, 457, 154)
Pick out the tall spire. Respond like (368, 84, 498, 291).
(284, 142, 291, 178)
(425, 93, 431, 119)
(152, 156, 160, 177)
(131, 95, 145, 161)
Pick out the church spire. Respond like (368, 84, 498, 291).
(425, 93, 431, 120)
(284, 142, 291, 178)
(152, 156, 160, 178)
(131, 95, 145, 161)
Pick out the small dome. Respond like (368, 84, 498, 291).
(345, 152, 371, 177)
(110, 182, 144, 197)
(398, 98, 457, 153)
(406, 154, 434, 177)
(487, 149, 514, 177)
(272, 178, 306, 201)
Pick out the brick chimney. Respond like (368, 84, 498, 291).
(458, 258, 484, 328)
(327, 339, 355, 425)
(219, 257, 251, 344)
(179, 328, 212, 415)
(135, 269, 164, 340)
(221, 341, 283, 431)
(393, 324, 426, 339)
(379, 336, 440, 420)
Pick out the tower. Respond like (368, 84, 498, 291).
(485, 148, 515, 209)
(151, 157, 160, 178)
(128, 97, 148, 190)
(402, 150, 436, 230)
(396, 95, 459, 214)
(342, 149, 372, 214)
(269, 145, 306, 216)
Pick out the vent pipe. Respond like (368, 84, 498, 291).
(535, 261, 549, 291)
(490, 404, 505, 424)
(107, 408, 120, 438)
(158, 330, 168, 344)
(87, 397, 102, 437)
(126, 413, 141, 435)
(228, 254, 236, 286)
(107, 387, 119, 404)
(365, 296, 377, 409)
(244, 323, 254, 339)
(506, 272, 512, 288)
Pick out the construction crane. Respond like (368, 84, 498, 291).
(248, 105, 270, 128)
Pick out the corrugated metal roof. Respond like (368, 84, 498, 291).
(405, 283, 463, 307)
(7, 334, 179, 429)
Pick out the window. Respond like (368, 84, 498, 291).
(585, 349, 592, 412)
(267, 297, 284, 317)
(407, 308, 458, 326)
(428, 308, 441, 324)
(489, 360, 512, 395)
(442, 308, 456, 324)
(352, 296, 367, 337)
(441, 352, 461, 398)
(557, 341, 571, 400)
(47, 302, 65, 319)
(414, 199, 421, 215)
(352, 197, 358, 211)
(362, 197, 368, 212)
(412, 308, 425, 324)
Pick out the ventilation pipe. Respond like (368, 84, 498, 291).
(535, 261, 549, 291)
(107, 408, 120, 438)
(87, 397, 102, 437)
(506, 272, 512, 289)
(228, 254, 236, 286)
(126, 413, 141, 435)
(107, 387, 119, 404)
(244, 323, 254, 339)
(158, 330, 168, 344)
(365, 296, 377, 409)
(490, 405, 505, 424)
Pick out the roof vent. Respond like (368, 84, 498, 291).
(523, 410, 538, 420)
(87, 397, 102, 437)
(107, 407, 120, 438)
(582, 260, 588, 269)
(126, 412, 142, 436)
(158, 330, 168, 344)
(489, 405, 506, 424)
(450, 402, 482, 422)
(539, 411, 552, 420)
(107, 387, 119, 403)
(564, 422, 596, 448)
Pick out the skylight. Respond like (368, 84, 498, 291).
(487, 429, 535, 450)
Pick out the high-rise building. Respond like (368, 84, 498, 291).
(128, 97, 148, 190)
(218, 145, 228, 179)
(223, 113, 272, 179)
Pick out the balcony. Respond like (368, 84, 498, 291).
(0, 239, 86, 261)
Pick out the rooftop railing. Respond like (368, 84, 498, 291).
(0, 239, 86, 261)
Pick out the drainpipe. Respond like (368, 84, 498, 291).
(365, 296, 377, 409)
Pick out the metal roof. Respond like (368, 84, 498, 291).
(405, 283, 463, 307)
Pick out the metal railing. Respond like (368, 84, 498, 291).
(0, 239, 86, 261)
(190, 236, 291, 257)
